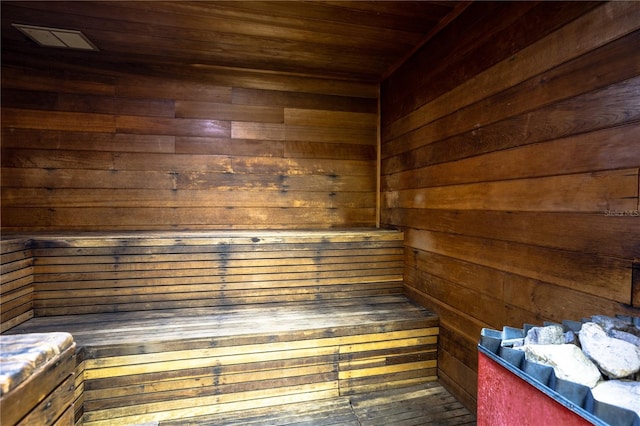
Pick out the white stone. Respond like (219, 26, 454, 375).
(580, 322, 640, 379)
(525, 324, 565, 345)
(524, 344, 602, 388)
(592, 380, 640, 418)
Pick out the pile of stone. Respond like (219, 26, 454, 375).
(512, 315, 640, 418)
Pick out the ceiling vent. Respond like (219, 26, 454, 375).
(12, 24, 99, 51)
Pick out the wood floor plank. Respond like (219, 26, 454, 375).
(351, 383, 476, 426)
(164, 397, 359, 425)
(158, 382, 476, 425)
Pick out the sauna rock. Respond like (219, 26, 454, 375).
(579, 322, 640, 379)
(591, 380, 640, 418)
(522, 343, 602, 388)
(591, 315, 640, 336)
(524, 324, 566, 345)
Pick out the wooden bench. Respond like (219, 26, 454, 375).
(0, 333, 76, 426)
(1, 230, 439, 425)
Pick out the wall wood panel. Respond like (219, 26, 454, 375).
(382, 1, 635, 135)
(1, 65, 377, 231)
(381, 1, 604, 126)
(1, 66, 116, 95)
(383, 28, 640, 159)
(384, 169, 638, 213)
(383, 122, 640, 189)
(381, 2, 640, 413)
(2, 129, 177, 153)
(0, 238, 34, 332)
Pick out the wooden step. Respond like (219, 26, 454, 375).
(6, 296, 439, 425)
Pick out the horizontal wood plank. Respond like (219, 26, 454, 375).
(384, 169, 639, 213)
(176, 101, 284, 123)
(285, 124, 376, 145)
(0, 239, 34, 331)
(284, 109, 377, 128)
(1, 66, 115, 96)
(7, 297, 438, 425)
(231, 87, 377, 113)
(2, 188, 374, 209)
(383, 1, 640, 141)
(406, 227, 632, 303)
(384, 27, 640, 157)
(2, 108, 115, 133)
(2, 129, 176, 154)
(231, 122, 284, 140)
(4, 230, 404, 315)
(385, 209, 640, 259)
(116, 115, 231, 138)
(383, 119, 640, 186)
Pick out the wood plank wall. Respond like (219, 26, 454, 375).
(0, 238, 33, 332)
(1, 64, 378, 231)
(380, 1, 640, 412)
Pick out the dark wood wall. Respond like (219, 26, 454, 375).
(1, 64, 378, 231)
(381, 1, 640, 411)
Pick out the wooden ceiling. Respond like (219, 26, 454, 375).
(1, 1, 466, 82)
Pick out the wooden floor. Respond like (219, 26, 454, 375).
(161, 382, 477, 426)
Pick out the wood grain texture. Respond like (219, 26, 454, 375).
(384, 169, 638, 213)
(0, 340, 76, 426)
(382, 94, 640, 181)
(7, 298, 438, 426)
(1, 67, 377, 230)
(0, 1, 458, 82)
(381, 1, 640, 414)
(160, 393, 364, 425)
(383, 27, 640, 158)
(18, 230, 403, 315)
(2, 230, 441, 425)
(2, 1, 639, 420)
(0, 230, 446, 423)
(0, 238, 34, 332)
(382, 1, 636, 133)
(385, 209, 640, 260)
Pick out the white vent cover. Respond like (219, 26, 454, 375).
(12, 24, 98, 51)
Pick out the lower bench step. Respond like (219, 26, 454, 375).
(6, 296, 440, 425)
